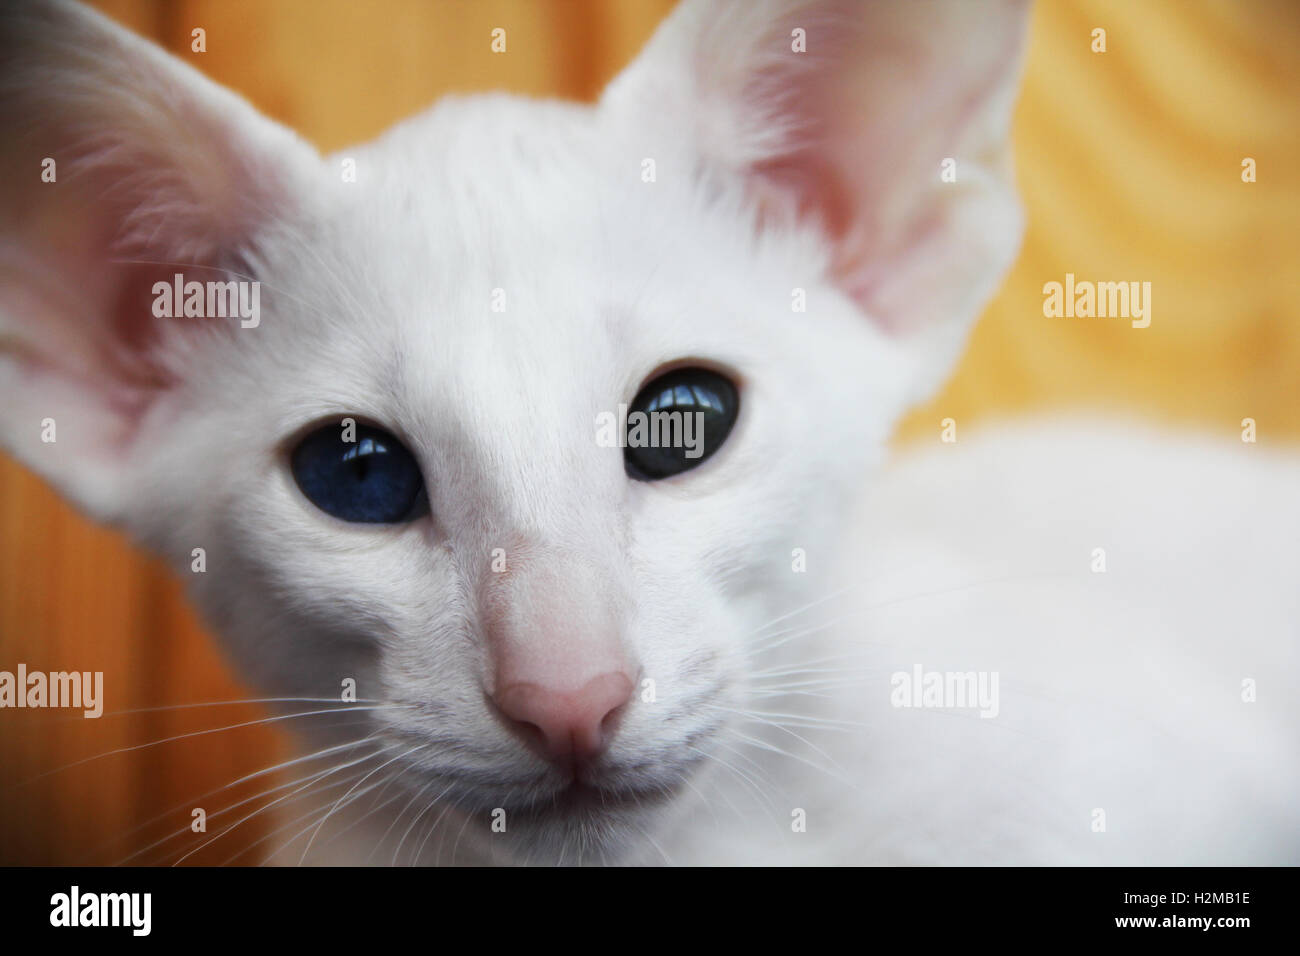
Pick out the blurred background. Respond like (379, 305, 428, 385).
(1, 0, 1297, 864)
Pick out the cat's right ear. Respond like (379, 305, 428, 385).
(0, 0, 319, 521)
(603, 0, 1032, 404)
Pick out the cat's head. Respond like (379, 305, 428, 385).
(0, 0, 1028, 862)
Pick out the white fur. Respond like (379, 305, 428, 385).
(1, 0, 1295, 865)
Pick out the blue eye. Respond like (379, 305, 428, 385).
(290, 421, 427, 523)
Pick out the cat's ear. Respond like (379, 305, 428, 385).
(0, 0, 319, 520)
(603, 0, 1031, 401)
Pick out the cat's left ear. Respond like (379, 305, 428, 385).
(0, 0, 320, 521)
(603, 0, 1032, 401)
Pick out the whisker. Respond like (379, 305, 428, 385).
(684, 744, 750, 823)
(723, 725, 861, 794)
(261, 759, 426, 867)
(745, 584, 858, 639)
(110, 732, 385, 865)
(392, 779, 442, 867)
(298, 743, 427, 864)
(691, 741, 781, 822)
(447, 794, 482, 866)
(409, 783, 461, 865)
(171, 744, 393, 866)
(627, 815, 673, 866)
(727, 712, 863, 733)
(741, 558, 969, 642)
(15, 705, 404, 786)
(367, 777, 447, 865)
(98, 696, 387, 717)
(706, 703, 843, 768)
(227, 763, 402, 866)
(748, 657, 878, 679)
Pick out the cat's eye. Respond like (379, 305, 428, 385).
(290, 421, 427, 523)
(624, 367, 739, 480)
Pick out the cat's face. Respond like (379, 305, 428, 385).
(0, 0, 1029, 862)
(137, 96, 908, 859)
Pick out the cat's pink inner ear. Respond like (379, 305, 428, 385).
(758, 4, 1028, 335)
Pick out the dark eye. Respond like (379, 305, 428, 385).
(290, 421, 427, 523)
(624, 367, 739, 480)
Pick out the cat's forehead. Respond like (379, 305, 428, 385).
(290, 96, 805, 391)
(336, 96, 660, 292)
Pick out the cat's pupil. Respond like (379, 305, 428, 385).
(624, 367, 739, 481)
(291, 423, 425, 523)
(343, 439, 379, 482)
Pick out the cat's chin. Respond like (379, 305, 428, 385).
(461, 781, 678, 865)
(503, 790, 672, 864)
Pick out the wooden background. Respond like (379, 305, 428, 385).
(1, 0, 1297, 864)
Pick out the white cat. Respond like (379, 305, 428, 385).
(1, 0, 1295, 865)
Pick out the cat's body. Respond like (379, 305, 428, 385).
(1, 0, 1295, 866)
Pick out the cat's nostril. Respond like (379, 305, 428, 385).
(493, 672, 634, 767)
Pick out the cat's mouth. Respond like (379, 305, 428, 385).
(550, 782, 665, 814)
(490, 780, 670, 824)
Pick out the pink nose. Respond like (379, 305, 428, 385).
(493, 672, 635, 765)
